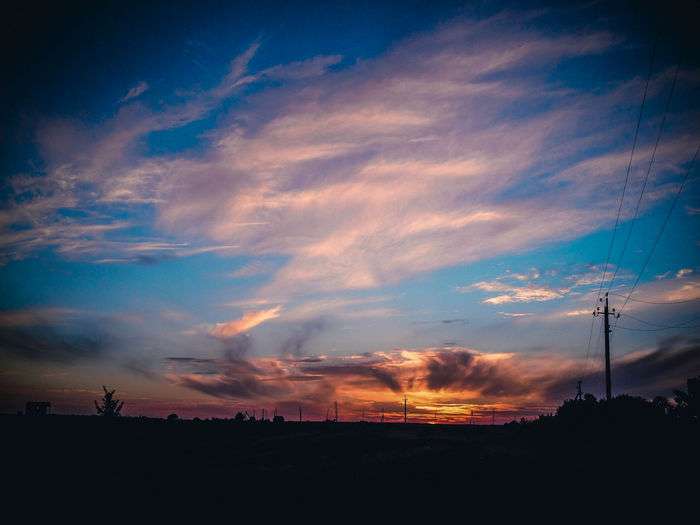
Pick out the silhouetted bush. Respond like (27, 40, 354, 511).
(94, 386, 123, 417)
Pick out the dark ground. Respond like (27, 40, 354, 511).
(4, 414, 698, 515)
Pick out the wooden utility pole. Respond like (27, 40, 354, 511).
(299, 405, 302, 422)
(334, 401, 338, 422)
(594, 293, 618, 401)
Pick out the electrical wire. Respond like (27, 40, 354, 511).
(612, 143, 700, 331)
(593, 38, 658, 303)
(615, 324, 700, 332)
(608, 292, 700, 304)
(606, 62, 681, 292)
(621, 312, 700, 329)
(579, 38, 658, 381)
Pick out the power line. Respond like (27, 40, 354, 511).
(606, 62, 681, 292)
(580, 38, 657, 381)
(608, 292, 700, 304)
(582, 315, 600, 378)
(593, 38, 658, 304)
(612, 143, 700, 329)
(622, 312, 700, 327)
(615, 324, 700, 332)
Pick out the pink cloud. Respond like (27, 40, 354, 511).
(3, 11, 698, 303)
(210, 307, 282, 338)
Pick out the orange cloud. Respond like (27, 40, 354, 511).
(210, 307, 282, 338)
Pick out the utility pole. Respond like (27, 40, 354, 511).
(403, 395, 407, 424)
(575, 380, 583, 401)
(593, 292, 619, 401)
(299, 405, 302, 423)
(491, 409, 495, 426)
(334, 401, 338, 422)
(380, 407, 384, 423)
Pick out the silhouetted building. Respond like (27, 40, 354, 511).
(25, 402, 51, 416)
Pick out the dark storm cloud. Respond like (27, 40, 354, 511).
(0, 324, 110, 363)
(121, 358, 160, 380)
(176, 373, 286, 400)
(221, 334, 252, 361)
(166, 357, 218, 363)
(279, 318, 327, 357)
(424, 350, 529, 397)
(303, 363, 402, 393)
(543, 336, 700, 399)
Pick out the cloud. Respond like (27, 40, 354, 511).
(279, 318, 327, 357)
(676, 268, 693, 279)
(161, 333, 700, 420)
(230, 260, 277, 278)
(543, 337, 700, 398)
(209, 307, 282, 338)
(0, 323, 110, 363)
(0, 308, 82, 327)
(3, 10, 698, 302)
(302, 362, 402, 393)
(424, 350, 529, 396)
(120, 81, 149, 102)
(461, 281, 565, 304)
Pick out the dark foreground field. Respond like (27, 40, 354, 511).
(4, 414, 698, 513)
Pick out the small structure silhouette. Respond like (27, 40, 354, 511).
(94, 386, 124, 417)
(25, 401, 51, 416)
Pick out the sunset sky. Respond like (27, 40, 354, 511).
(2, 1, 699, 422)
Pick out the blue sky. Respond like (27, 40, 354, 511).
(1, 1, 699, 420)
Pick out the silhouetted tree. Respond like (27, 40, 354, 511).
(167, 413, 179, 422)
(95, 386, 124, 417)
(234, 411, 247, 422)
(652, 396, 671, 415)
(672, 377, 699, 421)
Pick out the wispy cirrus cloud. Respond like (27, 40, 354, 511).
(2, 11, 698, 307)
(120, 81, 149, 103)
(460, 280, 566, 304)
(210, 307, 282, 338)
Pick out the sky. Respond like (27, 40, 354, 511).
(1, 0, 700, 422)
